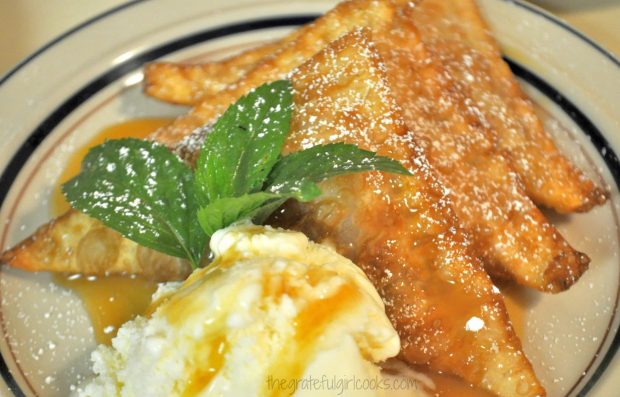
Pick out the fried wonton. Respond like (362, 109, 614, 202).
(2, 28, 546, 397)
(147, 0, 593, 292)
(144, 43, 281, 105)
(405, 0, 607, 212)
(1, 210, 191, 281)
(143, 0, 606, 213)
(273, 29, 545, 397)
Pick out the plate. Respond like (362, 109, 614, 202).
(0, 0, 618, 396)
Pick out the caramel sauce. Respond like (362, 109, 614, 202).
(419, 282, 529, 397)
(182, 335, 228, 397)
(47, 115, 533, 393)
(52, 118, 170, 344)
(152, 266, 230, 394)
(424, 370, 496, 397)
(498, 283, 529, 339)
(265, 282, 359, 397)
(54, 274, 157, 344)
(51, 118, 171, 216)
(295, 282, 357, 343)
(155, 267, 223, 326)
(423, 271, 486, 334)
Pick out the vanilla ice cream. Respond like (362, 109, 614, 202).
(77, 224, 401, 397)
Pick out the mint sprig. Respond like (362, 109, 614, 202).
(194, 80, 293, 205)
(265, 142, 411, 198)
(62, 139, 206, 266)
(196, 192, 284, 237)
(63, 80, 411, 269)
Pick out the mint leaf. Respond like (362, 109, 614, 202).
(196, 142, 410, 236)
(265, 143, 411, 197)
(62, 138, 206, 267)
(61, 81, 415, 272)
(194, 80, 293, 206)
(250, 197, 290, 225)
(196, 182, 321, 236)
(197, 192, 285, 237)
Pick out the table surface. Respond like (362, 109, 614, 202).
(0, 0, 618, 76)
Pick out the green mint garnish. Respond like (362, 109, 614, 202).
(196, 192, 285, 237)
(194, 80, 293, 205)
(265, 142, 413, 199)
(63, 80, 411, 269)
(62, 139, 206, 266)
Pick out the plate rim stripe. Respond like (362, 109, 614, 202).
(0, 5, 618, 396)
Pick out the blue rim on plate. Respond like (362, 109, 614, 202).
(0, 1, 618, 396)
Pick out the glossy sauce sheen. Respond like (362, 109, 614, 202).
(52, 119, 169, 344)
(54, 274, 157, 344)
(499, 284, 528, 339)
(426, 371, 496, 397)
(51, 118, 171, 216)
(266, 282, 360, 397)
(52, 118, 530, 393)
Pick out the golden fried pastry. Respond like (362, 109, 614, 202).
(407, 0, 607, 212)
(1, 209, 191, 282)
(2, 28, 546, 397)
(148, 0, 398, 146)
(371, 1, 589, 292)
(142, 0, 393, 108)
(2, 0, 400, 281)
(147, 0, 591, 292)
(271, 30, 544, 397)
(144, 42, 280, 105)
(146, 0, 607, 214)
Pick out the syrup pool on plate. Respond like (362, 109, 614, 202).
(49, 118, 531, 396)
(51, 118, 169, 344)
(51, 118, 171, 216)
(412, 283, 528, 397)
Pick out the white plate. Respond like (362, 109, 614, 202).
(0, 0, 618, 396)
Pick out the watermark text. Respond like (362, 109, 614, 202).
(266, 374, 419, 395)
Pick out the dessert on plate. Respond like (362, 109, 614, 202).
(0, 0, 608, 396)
(77, 225, 403, 397)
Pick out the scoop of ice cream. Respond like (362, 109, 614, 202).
(77, 224, 400, 397)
